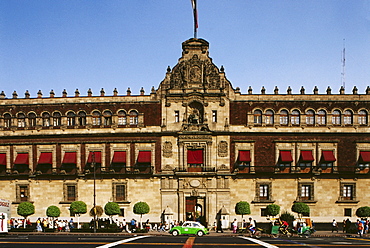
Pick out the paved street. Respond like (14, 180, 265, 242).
(1, 231, 370, 248)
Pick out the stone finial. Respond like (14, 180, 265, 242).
(100, 88, 105, 96)
(113, 88, 118, 96)
(340, 86, 345, 95)
(50, 89, 55, 98)
(352, 86, 358, 95)
(0, 91, 5, 99)
(25, 90, 30, 99)
(300, 86, 305, 95)
(127, 87, 131, 96)
(75, 89, 80, 97)
(287, 86, 292, 95)
(87, 88, 93, 97)
(326, 86, 332, 95)
(151, 86, 156, 93)
(261, 86, 266, 94)
(274, 86, 279, 95)
(220, 65, 225, 72)
(366, 86, 370, 95)
(167, 66, 171, 73)
(37, 90, 42, 98)
(313, 86, 318, 95)
(12, 91, 18, 99)
(248, 86, 252, 95)
(235, 87, 240, 93)
(62, 89, 67, 97)
(140, 87, 145, 95)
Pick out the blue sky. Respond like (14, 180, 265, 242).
(0, 0, 369, 97)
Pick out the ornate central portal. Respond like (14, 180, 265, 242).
(185, 196, 206, 226)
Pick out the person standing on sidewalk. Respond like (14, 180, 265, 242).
(332, 219, 338, 233)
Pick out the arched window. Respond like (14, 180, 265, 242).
(78, 111, 86, 126)
(359, 110, 368, 125)
(291, 110, 300, 125)
(118, 110, 127, 125)
(317, 110, 326, 125)
(103, 110, 112, 125)
(28, 113, 37, 127)
(129, 110, 138, 125)
(17, 113, 26, 127)
(42, 112, 50, 127)
(53, 112, 61, 126)
(343, 110, 353, 125)
(67, 112, 76, 126)
(92, 111, 101, 126)
(4, 113, 11, 128)
(332, 110, 341, 125)
(279, 110, 289, 125)
(305, 110, 315, 125)
(265, 110, 274, 125)
(253, 110, 262, 124)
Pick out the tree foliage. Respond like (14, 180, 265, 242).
(89, 205, 104, 217)
(356, 206, 370, 218)
(235, 201, 250, 219)
(266, 204, 280, 217)
(104, 202, 121, 217)
(70, 201, 87, 216)
(280, 211, 295, 225)
(17, 202, 35, 218)
(133, 202, 150, 216)
(46, 205, 61, 218)
(291, 202, 310, 217)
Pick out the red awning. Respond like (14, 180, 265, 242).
(137, 151, 151, 163)
(279, 150, 293, 162)
(14, 153, 29, 165)
(62, 152, 77, 164)
(300, 150, 314, 162)
(187, 149, 203, 164)
(38, 152, 52, 164)
(238, 150, 251, 162)
(112, 151, 126, 163)
(322, 150, 336, 162)
(360, 151, 370, 162)
(87, 151, 102, 163)
(0, 153, 6, 166)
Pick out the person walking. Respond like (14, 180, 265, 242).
(232, 219, 238, 234)
(332, 219, 338, 233)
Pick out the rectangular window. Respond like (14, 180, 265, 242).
(339, 183, 356, 202)
(260, 208, 267, 217)
(113, 183, 126, 202)
(212, 110, 217, 122)
(344, 208, 352, 217)
(63, 183, 77, 202)
(120, 208, 125, 217)
(259, 185, 269, 200)
(175, 111, 180, 123)
(255, 182, 272, 202)
(298, 182, 314, 201)
(16, 184, 29, 202)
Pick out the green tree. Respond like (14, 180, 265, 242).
(291, 202, 310, 219)
(89, 205, 104, 218)
(104, 202, 121, 224)
(133, 202, 150, 229)
(235, 201, 250, 220)
(17, 202, 35, 228)
(70, 201, 87, 228)
(266, 204, 280, 217)
(356, 206, 370, 218)
(280, 211, 295, 226)
(46, 205, 61, 229)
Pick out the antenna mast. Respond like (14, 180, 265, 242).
(341, 39, 346, 90)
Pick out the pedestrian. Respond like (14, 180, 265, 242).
(216, 218, 223, 233)
(345, 218, 351, 233)
(342, 219, 346, 233)
(232, 219, 238, 234)
(357, 219, 364, 237)
(36, 218, 42, 232)
(332, 219, 338, 233)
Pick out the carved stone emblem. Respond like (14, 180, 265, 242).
(218, 141, 228, 157)
(163, 141, 173, 158)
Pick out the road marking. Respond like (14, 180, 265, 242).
(95, 235, 149, 248)
(183, 237, 195, 248)
(347, 237, 370, 241)
(239, 236, 279, 248)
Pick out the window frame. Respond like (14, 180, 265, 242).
(332, 110, 341, 125)
(305, 110, 315, 126)
(297, 182, 315, 202)
(265, 110, 274, 125)
(112, 182, 127, 202)
(279, 110, 289, 125)
(254, 182, 273, 203)
(16, 184, 29, 202)
(358, 110, 367, 125)
(63, 183, 77, 203)
(253, 110, 262, 125)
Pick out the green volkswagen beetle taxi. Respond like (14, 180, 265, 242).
(169, 221, 208, 236)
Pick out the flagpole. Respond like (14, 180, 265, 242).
(191, 0, 198, 38)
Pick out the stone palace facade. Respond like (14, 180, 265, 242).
(1, 38, 370, 225)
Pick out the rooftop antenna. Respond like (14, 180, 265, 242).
(341, 39, 346, 90)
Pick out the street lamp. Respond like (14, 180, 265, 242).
(92, 152, 97, 233)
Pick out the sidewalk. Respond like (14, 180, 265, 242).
(5, 230, 366, 238)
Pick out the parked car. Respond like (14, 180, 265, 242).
(169, 221, 208, 236)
